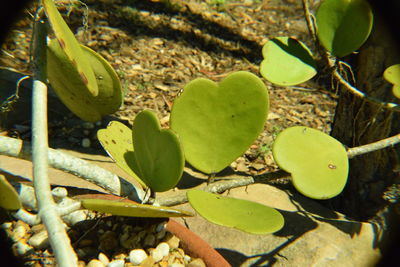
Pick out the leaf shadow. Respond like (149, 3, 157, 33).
(216, 210, 318, 266)
(269, 38, 316, 69)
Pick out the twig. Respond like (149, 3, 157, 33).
(347, 133, 400, 158)
(157, 170, 290, 206)
(31, 15, 77, 267)
(0, 136, 146, 202)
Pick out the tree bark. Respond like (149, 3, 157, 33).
(330, 14, 400, 220)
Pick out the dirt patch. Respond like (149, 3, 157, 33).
(0, 0, 336, 176)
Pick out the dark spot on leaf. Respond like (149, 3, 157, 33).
(104, 141, 109, 145)
(80, 72, 89, 85)
(112, 140, 116, 144)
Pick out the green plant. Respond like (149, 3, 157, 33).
(1, 0, 400, 266)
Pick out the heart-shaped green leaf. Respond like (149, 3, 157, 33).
(260, 37, 317, 86)
(272, 126, 349, 199)
(0, 174, 21, 211)
(80, 198, 193, 218)
(316, 0, 373, 57)
(43, 0, 98, 96)
(170, 71, 269, 174)
(47, 39, 123, 122)
(187, 190, 284, 234)
(384, 64, 400, 85)
(392, 84, 400, 99)
(130, 110, 184, 192)
(97, 121, 146, 188)
(383, 64, 400, 99)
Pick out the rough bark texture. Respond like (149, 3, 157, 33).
(330, 14, 400, 220)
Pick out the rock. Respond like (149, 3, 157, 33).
(82, 122, 95, 129)
(86, 259, 105, 267)
(106, 259, 124, 267)
(99, 231, 118, 251)
(154, 242, 170, 258)
(12, 240, 33, 256)
(187, 258, 206, 267)
(76, 247, 98, 259)
(81, 138, 91, 148)
(174, 184, 383, 267)
(164, 233, 180, 249)
(11, 220, 28, 241)
(129, 249, 148, 265)
(28, 229, 49, 249)
(143, 233, 156, 247)
(156, 229, 167, 240)
(170, 264, 185, 267)
(98, 252, 110, 266)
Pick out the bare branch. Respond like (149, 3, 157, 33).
(31, 16, 78, 267)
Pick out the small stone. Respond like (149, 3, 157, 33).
(1, 222, 12, 230)
(155, 242, 170, 258)
(183, 255, 191, 263)
(165, 234, 180, 249)
(78, 239, 93, 247)
(129, 249, 148, 265)
(86, 259, 105, 267)
(156, 222, 166, 233)
(28, 230, 49, 249)
(156, 229, 166, 240)
(107, 259, 124, 267)
(187, 258, 206, 267)
(11, 220, 29, 241)
(76, 247, 98, 259)
(170, 263, 185, 267)
(143, 233, 155, 247)
(12, 240, 33, 256)
(99, 231, 118, 251)
(82, 122, 95, 129)
(82, 138, 91, 148)
(51, 187, 68, 201)
(98, 252, 110, 266)
(150, 247, 165, 263)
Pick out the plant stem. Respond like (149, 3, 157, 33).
(31, 16, 77, 267)
(0, 136, 146, 202)
(347, 133, 400, 158)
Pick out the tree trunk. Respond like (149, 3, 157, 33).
(330, 14, 400, 220)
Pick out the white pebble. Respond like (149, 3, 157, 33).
(98, 252, 110, 265)
(87, 259, 105, 267)
(150, 249, 163, 262)
(129, 249, 148, 265)
(12, 240, 33, 256)
(155, 242, 170, 257)
(28, 230, 49, 249)
(81, 138, 91, 148)
(151, 242, 170, 262)
(106, 259, 124, 267)
(170, 264, 185, 267)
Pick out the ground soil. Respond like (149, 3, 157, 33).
(0, 0, 336, 175)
